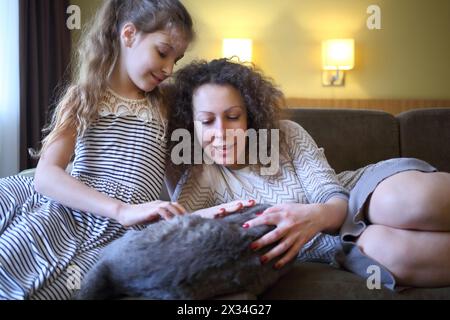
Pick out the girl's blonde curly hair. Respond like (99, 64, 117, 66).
(35, 0, 194, 157)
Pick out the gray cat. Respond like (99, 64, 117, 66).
(75, 204, 293, 300)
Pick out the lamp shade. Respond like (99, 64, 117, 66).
(322, 39, 354, 70)
(222, 38, 252, 62)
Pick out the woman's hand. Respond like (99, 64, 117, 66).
(192, 199, 256, 219)
(116, 201, 187, 227)
(243, 203, 326, 269)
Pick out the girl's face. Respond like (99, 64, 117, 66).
(121, 25, 188, 93)
(192, 84, 248, 169)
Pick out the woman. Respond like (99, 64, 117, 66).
(166, 58, 450, 289)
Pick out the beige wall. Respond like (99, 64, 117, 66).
(70, 0, 101, 48)
(71, 0, 450, 100)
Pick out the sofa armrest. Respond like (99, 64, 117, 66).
(18, 168, 37, 177)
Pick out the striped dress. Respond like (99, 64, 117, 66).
(172, 120, 352, 265)
(0, 89, 167, 300)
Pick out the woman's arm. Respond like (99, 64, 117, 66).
(243, 197, 347, 268)
(314, 196, 348, 234)
(243, 121, 349, 267)
(34, 126, 185, 227)
(192, 200, 256, 219)
(283, 120, 349, 205)
(166, 167, 256, 219)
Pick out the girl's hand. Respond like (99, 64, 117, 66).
(116, 200, 187, 227)
(192, 199, 256, 219)
(243, 203, 325, 269)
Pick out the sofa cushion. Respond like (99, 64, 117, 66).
(260, 262, 450, 300)
(397, 108, 450, 172)
(280, 108, 400, 173)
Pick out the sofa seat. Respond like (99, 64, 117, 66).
(260, 262, 450, 300)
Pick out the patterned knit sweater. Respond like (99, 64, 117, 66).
(173, 120, 349, 210)
(171, 120, 354, 264)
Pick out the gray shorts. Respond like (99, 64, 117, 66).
(335, 158, 437, 290)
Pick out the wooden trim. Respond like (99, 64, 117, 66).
(284, 98, 450, 115)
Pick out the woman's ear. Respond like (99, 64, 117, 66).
(121, 22, 137, 48)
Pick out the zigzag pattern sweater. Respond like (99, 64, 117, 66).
(172, 120, 354, 264)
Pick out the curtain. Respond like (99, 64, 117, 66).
(0, 0, 20, 178)
(19, 0, 72, 170)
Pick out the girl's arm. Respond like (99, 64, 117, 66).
(34, 126, 123, 220)
(34, 127, 185, 226)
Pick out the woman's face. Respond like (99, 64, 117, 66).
(192, 84, 248, 168)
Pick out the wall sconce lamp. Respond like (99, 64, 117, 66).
(322, 39, 354, 86)
(222, 38, 253, 63)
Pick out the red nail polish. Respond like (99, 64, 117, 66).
(274, 263, 282, 270)
(260, 256, 268, 264)
(250, 243, 258, 250)
(219, 208, 226, 214)
(242, 223, 249, 229)
(255, 211, 263, 216)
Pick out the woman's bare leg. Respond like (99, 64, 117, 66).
(368, 171, 450, 231)
(357, 225, 450, 287)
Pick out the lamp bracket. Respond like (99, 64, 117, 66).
(322, 69, 345, 86)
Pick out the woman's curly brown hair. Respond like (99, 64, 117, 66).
(166, 58, 285, 173)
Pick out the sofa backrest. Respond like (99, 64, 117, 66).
(398, 108, 450, 172)
(163, 107, 449, 201)
(280, 108, 401, 173)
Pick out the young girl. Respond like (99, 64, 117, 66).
(0, 0, 194, 299)
(167, 58, 450, 290)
